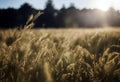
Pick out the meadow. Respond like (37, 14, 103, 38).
(0, 12, 120, 82)
(0, 27, 120, 82)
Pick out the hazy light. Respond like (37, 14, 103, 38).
(90, 0, 112, 11)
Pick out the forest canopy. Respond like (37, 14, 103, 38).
(0, 0, 120, 28)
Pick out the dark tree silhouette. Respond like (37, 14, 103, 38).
(57, 5, 67, 27)
(107, 7, 120, 26)
(43, 0, 57, 27)
(0, 1, 120, 28)
(18, 3, 37, 26)
(0, 8, 18, 28)
(64, 3, 80, 27)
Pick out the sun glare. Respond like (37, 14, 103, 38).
(91, 0, 111, 11)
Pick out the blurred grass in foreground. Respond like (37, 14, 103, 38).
(0, 28, 120, 82)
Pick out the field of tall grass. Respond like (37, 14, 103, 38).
(0, 27, 120, 82)
(0, 12, 120, 82)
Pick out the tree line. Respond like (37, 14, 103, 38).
(0, 0, 120, 28)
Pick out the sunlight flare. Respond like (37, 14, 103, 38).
(90, 0, 112, 11)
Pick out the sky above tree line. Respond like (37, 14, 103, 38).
(0, 0, 120, 11)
